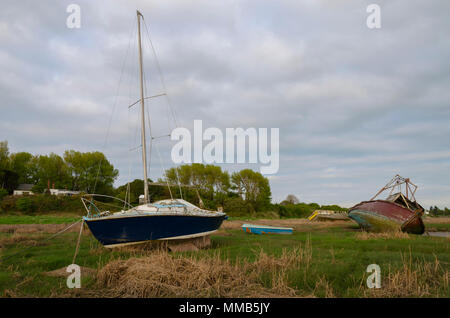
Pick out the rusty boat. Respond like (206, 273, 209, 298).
(348, 175, 425, 234)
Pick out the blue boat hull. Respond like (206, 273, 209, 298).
(84, 214, 226, 247)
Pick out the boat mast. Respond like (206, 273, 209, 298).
(137, 10, 149, 204)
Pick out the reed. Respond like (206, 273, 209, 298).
(364, 252, 449, 297)
(355, 230, 410, 240)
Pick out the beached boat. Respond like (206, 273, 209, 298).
(348, 175, 425, 234)
(308, 210, 349, 221)
(242, 224, 293, 235)
(81, 11, 226, 248)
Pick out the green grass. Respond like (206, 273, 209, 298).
(0, 214, 82, 224)
(0, 219, 449, 297)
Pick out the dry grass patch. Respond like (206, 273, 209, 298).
(95, 241, 315, 298)
(0, 233, 47, 248)
(364, 253, 449, 297)
(96, 252, 272, 297)
(0, 223, 85, 234)
(355, 231, 410, 240)
(423, 217, 450, 224)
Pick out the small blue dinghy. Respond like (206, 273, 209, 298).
(242, 223, 293, 235)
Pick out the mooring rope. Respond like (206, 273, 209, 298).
(72, 219, 84, 265)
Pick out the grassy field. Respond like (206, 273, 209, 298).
(0, 215, 449, 298)
(0, 214, 81, 224)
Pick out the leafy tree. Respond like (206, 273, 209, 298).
(0, 141, 9, 171)
(231, 169, 271, 213)
(0, 188, 8, 201)
(0, 142, 19, 192)
(115, 178, 169, 204)
(9, 152, 33, 184)
(165, 164, 230, 204)
(63, 150, 118, 194)
(281, 194, 300, 205)
(29, 153, 72, 193)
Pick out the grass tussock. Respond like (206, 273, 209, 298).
(248, 237, 312, 275)
(364, 253, 450, 297)
(97, 251, 269, 297)
(313, 276, 335, 298)
(0, 233, 46, 248)
(96, 241, 314, 298)
(355, 231, 410, 240)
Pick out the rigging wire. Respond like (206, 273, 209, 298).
(140, 15, 185, 200)
(154, 141, 173, 200)
(141, 15, 179, 129)
(90, 16, 137, 196)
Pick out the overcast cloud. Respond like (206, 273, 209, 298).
(1, 0, 449, 208)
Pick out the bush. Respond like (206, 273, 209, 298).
(0, 188, 8, 201)
(273, 203, 314, 218)
(320, 204, 347, 212)
(223, 197, 249, 216)
(16, 197, 34, 212)
(0, 194, 86, 214)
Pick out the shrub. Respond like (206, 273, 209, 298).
(0, 194, 85, 214)
(223, 197, 249, 216)
(273, 203, 314, 218)
(16, 197, 34, 212)
(0, 188, 8, 201)
(0, 195, 16, 211)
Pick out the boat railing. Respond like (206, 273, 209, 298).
(81, 194, 135, 218)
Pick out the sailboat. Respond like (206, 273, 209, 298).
(81, 11, 227, 248)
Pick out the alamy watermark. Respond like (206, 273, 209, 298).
(171, 120, 279, 175)
(366, 264, 381, 289)
(66, 4, 81, 29)
(366, 4, 381, 29)
(66, 264, 81, 288)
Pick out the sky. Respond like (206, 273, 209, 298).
(1, 0, 449, 208)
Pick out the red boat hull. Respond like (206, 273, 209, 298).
(348, 200, 425, 234)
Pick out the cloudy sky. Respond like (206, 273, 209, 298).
(1, 0, 449, 208)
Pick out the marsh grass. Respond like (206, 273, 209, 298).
(363, 252, 449, 297)
(356, 231, 410, 240)
(0, 233, 46, 248)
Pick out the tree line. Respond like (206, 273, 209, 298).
(1, 140, 348, 217)
(0, 140, 118, 195)
(429, 206, 450, 217)
(0, 141, 273, 215)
